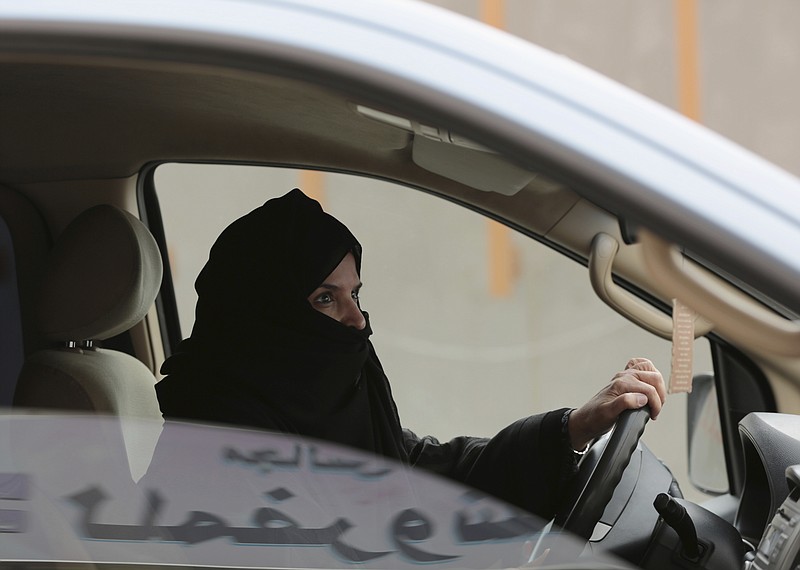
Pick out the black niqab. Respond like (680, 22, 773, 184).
(157, 189, 408, 459)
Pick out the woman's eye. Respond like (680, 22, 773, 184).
(316, 293, 333, 304)
(351, 291, 360, 301)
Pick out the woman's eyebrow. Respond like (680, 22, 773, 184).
(317, 281, 363, 291)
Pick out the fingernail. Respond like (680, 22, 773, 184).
(636, 394, 648, 407)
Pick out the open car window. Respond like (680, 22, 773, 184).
(152, 163, 721, 502)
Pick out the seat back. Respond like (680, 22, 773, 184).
(13, 204, 163, 419)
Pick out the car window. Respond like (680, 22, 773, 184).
(153, 162, 719, 502)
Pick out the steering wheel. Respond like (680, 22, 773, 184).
(554, 407, 651, 541)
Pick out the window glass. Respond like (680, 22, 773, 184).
(155, 163, 717, 501)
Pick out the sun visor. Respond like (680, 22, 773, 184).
(353, 104, 534, 195)
(412, 134, 535, 195)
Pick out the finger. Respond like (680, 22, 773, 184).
(626, 357, 656, 371)
(609, 374, 663, 417)
(622, 392, 650, 413)
(619, 368, 667, 405)
(653, 372, 667, 404)
(598, 392, 649, 424)
(635, 368, 667, 404)
(611, 368, 667, 394)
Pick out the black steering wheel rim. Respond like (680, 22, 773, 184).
(555, 407, 651, 541)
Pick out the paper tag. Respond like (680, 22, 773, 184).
(669, 298, 695, 394)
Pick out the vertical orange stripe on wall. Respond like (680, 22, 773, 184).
(480, 0, 514, 298)
(675, 0, 701, 121)
(299, 169, 326, 206)
(488, 220, 515, 297)
(480, 0, 505, 29)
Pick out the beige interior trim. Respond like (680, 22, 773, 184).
(640, 229, 800, 357)
(589, 232, 713, 339)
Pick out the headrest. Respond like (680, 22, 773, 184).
(37, 205, 163, 342)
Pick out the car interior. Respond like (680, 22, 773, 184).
(3, 18, 800, 570)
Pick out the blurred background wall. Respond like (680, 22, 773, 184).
(430, 0, 800, 179)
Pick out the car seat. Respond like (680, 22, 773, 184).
(13, 204, 163, 419)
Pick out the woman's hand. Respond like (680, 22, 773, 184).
(567, 357, 666, 451)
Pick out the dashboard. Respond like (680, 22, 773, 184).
(740, 414, 800, 569)
(584, 412, 800, 569)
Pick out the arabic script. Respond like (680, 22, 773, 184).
(224, 444, 393, 479)
(66, 485, 541, 563)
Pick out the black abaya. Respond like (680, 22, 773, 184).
(156, 188, 575, 519)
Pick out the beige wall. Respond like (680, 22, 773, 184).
(427, 0, 800, 179)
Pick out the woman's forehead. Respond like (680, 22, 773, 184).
(314, 253, 361, 289)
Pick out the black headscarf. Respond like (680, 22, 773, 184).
(156, 189, 408, 460)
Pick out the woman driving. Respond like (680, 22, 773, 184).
(156, 188, 666, 518)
